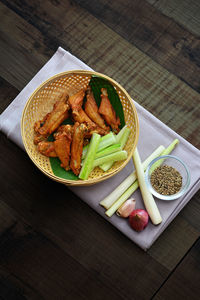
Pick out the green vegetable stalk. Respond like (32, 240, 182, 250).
(93, 150, 127, 168)
(100, 125, 131, 171)
(104, 139, 179, 217)
(79, 133, 101, 180)
(100, 145, 165, 209)
(82, 132, 116, 160)
(95, 143, 122, 159)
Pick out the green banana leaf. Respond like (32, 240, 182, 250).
(89, 76, 125, 128)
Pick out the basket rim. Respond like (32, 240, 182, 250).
(21, 70, 139, 186)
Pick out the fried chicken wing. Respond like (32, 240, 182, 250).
(34, 133, 47, 145)
(99, 88, 120, 133)
(54, 125, 73, 170)
(53, 124, 73, 137)
(68, 89, 96, 127)
(72, 109, 96, 126)
(34, 92, 70, 140)
(34, 86, 121, 177)
(68, 89, 85, 111)
(84, 124, 109, 138)
(37, 141, 57, 157)
(85, 86, 110, 131)
(70, 122, 88, 176)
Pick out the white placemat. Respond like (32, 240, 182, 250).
(1, 47, 200, 250)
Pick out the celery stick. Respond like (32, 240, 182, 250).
(98, 132, 116, 152)
(95, 143, 121, 159)
(82, 145, 89, 160)
(93, 151, 127, 168)
(103, 139, 179, 217)
(99, 161, 113, 172)
(81, 144, 121, 166)
(117, 127, 131, 149)
(99, 126, 130, 171)
(82, 132, 116, 159)
(100, 145, 165, 209)
(79, 133, 100, 180)
(115, 125, 127, 143)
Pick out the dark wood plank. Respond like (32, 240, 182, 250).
(0, 1, 200, 298)
(0, 202, 126, 300)
(73, 0, 200, 92)
(0, 130, 169, 299)
(0, 77, 19, 112)
(0, 0, 199, 276)
(0, 2, 200, 149)
(1, 0, 200, 92)
(0, 1, 51, 90)
(0, 266, 42, 299)
(149, 214, 199, 270)
(153, 237, 200, 300)
(180, 191, 200, 231)
(0, 77, 199, 297)
(147, 0, 200, 36)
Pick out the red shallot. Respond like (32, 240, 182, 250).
(129, 209, 149, 232)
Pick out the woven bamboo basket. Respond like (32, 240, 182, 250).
(21, 70, 139, 186)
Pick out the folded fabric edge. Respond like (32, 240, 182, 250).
(146, 177, 200, 250)
(135, 101, 200, 155)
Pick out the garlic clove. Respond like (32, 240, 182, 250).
(116, 198, 136, 218)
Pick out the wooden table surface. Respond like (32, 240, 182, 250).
(0, 0, 200, 299)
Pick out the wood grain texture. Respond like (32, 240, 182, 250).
(0, 75, 199, 299)
(180, 191, 200, 232)
(147, 0, 200, 36)
(74, 0, 200, 92)
(0, 0, 200, 299)
(0, 2, 51, 90)
(153, 237, 200, 300)
(0, 77, 19, 112)
(0, 1, 200, 148)
(0, 126, 168, 299)
(0, 204, 126, 300)
(149, 215, 199, 271)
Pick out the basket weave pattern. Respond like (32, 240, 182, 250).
(21, 71, 139, 186)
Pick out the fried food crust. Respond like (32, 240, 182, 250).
(99, 88, 120, 133)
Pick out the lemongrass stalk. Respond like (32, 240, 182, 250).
(150, 138, 179, 174)
(82, 132, 116, 159)
(99, 126, 130, 171)
(79, 133, 100, 180)
(100, 145, 165, 209)
(105, 139, 179, 217)
(93, 150, 127, 168)
(162, 138, 179, 154)
(133, 148, 162, 225)
(106, 181, 139, 217)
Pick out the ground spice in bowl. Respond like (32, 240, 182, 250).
(150, 165, 182, 196)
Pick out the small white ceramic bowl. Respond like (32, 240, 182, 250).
(145, 155, 190, 200)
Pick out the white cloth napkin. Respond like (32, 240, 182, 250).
(1, 47, 200, 250)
